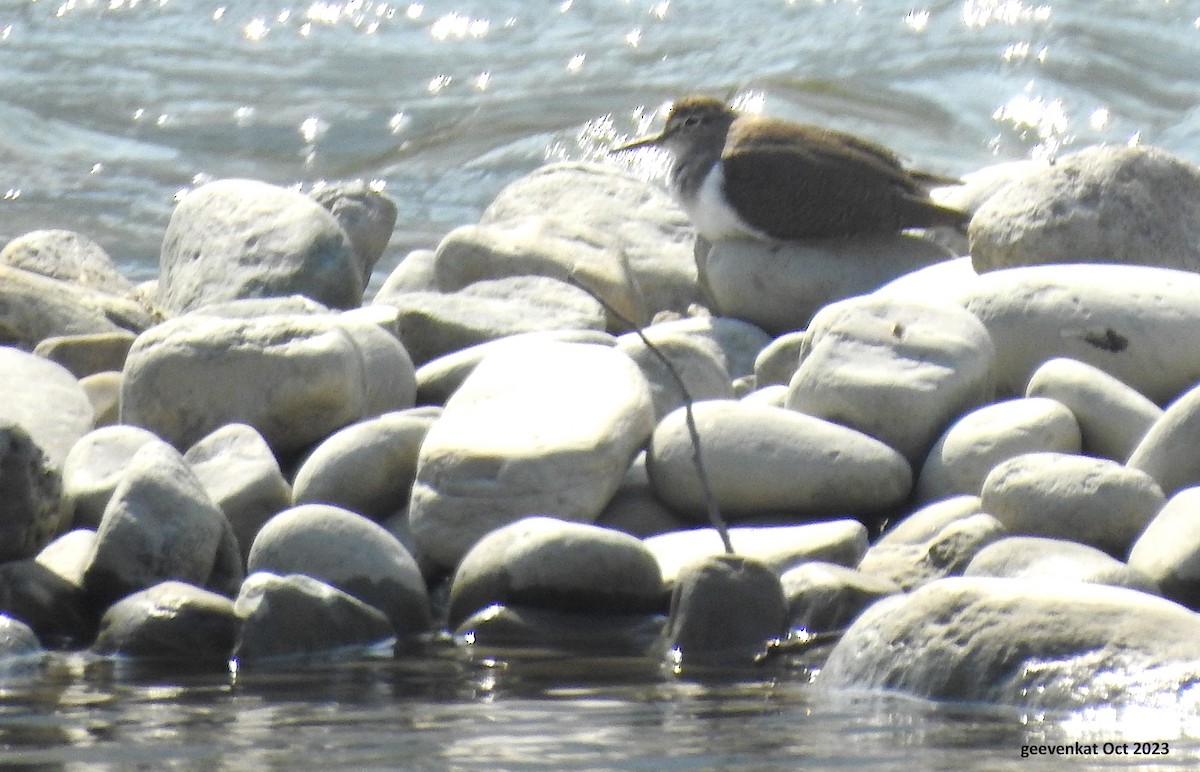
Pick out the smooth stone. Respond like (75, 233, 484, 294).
(636, 316, 770, 380)
(1128, 487, 1200, 608)
(0, 422, 69, 563)
(0, 229, 134, 294)
(376, 276, 606, 365)
(0, 348, 94, 470)
(121, 313, 415, 455)
(873, 255, 982, 304)
(786, 295, 995, 467)
(291, 410, 437, 521)
(740, 384, 787, 407)
(965, 536, 1157, 592)
(474, 162, 701, 323)
(92, 581, 239, 663)
(189, 295, 330, 318)
(644, 520, 868, 590)
(33, 331, 136, 379)
(820, 577, 1200, 710)
(646, 401, 912, 521)
(980, 452, 1164, 558)
(1127, 382, 1200, 496)
(447, 516, 664, 628)
(957, 263, 1200, 403)
(1025, 357, 1162, 462)
(375, 249, 438, 296)
(454, 604, 664, 657)
(0, 265, 154, 348)
(780, 562, 901, 635)
(872, 495, 986, 547)
(660, 554, 787, 668)
(79, 371, 121, 427)
(969, 145, 1200, 273)
(932, 159, 1051, 215)
(916, 397, 1082, 503)
(184, 424, 292, 564)
(233, 572, 394, 665)
(616, 331, 733, 420)
(82, 441, 243, 608)
(595, 453, 691, 538)
(0, 615, 42, 662)
(414, 330, 616, 406)
(858, 511, 1006, 591)
(753, 331, 807, 387)
(247, 504, 431, 635)
(409, 341, 655, 568)
(703, 235, 953, 334)
(309, 180, 397, 282)
(158, 178, 363, 313)
(35, 528, 96, 587)
(62, 426, 162, 529)
(0, 558, 92, 646)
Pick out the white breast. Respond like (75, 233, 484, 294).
(682, 162, 771, 242)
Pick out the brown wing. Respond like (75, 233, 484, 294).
(722, 118, 966, 239)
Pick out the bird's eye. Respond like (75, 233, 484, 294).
(684, 115, 702, 127)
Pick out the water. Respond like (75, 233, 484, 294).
(3, 0, 1200, 765)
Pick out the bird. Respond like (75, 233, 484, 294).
(611, 95, 970, 243)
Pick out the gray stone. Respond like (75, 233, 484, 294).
(35, 528, 96, 587)
(447, 516, 664, 628)
(158, 178, 363, 313)
(247, 504, 431, 635)
(981, 452, 1164, 558)
(858, 511, 1006, 591)
(309, 180, 397, 282)
(0, 615, 41, 662)
(0, 557, 91, 646)
(291, 410, 437, 521)
(636, 316, 770, 380)
(1128, 487, 1200, 609)
(92, 580, 239, 663)
(753, 331, 807, 388)
(376, 276, 606, 366)
(957, 263, 1200, 402)
(872, 495, 986, 547)
(33, 331, 136, 379)
(0, 265, 155, 349)
(184, 424, 292, 564)
(644, 520, 868, 590)
(780, 562, 900, 635)
(646, 401, 912, 521)
(969, 145, 1200, 273)
(1025, 358, 1162, 462)
(932, 159, 1051, 216)
(820, 577, 1200, 710)
(375, 249, 438, 297)
(966, 536, 1157, 592)
(740, 384, 787, 407)
(454, 604, 664, 656)
(595, 453, 690, 538)
(233, 572, 394, 665)
(916, 397, 1082, 503)
(0, 230, 134, 294)
(82, 441, 243, 607)
(62, 426, 161, 529)
(873, 255, 981, 304)
(660, 554, 787, 668)
(616, 331, 733, 420)
(189, 295, 330, 319)
(0, 422, 69, 563)
(121, 313, 416, 455)
(79, 372, 121, 427)
(1128, 382, 1200, 496)
(0, 348, 94, 470)
(786, 295, 995, 467)
(703, 235, 953, 334)
(409, 341, 655, 568)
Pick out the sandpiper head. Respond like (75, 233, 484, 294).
(610, 96, 738, 157)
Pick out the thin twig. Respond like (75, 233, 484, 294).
(567, 276, 734, 555)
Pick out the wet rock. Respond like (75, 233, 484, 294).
(1128, 382, 1200, 496)
(121, 313, 415, 455)
(79, 372, 122, 427)
(646, 401, 911, 521)
(247, 504, 431, 635)
(233, 572, 394, 665)
(33, 331, 136, 379)
(780, 561, 900, 635)
(62, 426, 161, 529)
(291, 410, 436, 522)
(786, 295, 995, 467)
(0, 558, 92, 646)
(81, 441, 243, 608)
(965, 536, 1157, 592)
(616, 331, 733, 420)
(0, 615, 42, 662)
(703, 234, 952, 334)
(980, 452, 1164, 558)
(820, 577, 1200, 710)
(454, 604, 664, 657)
(644, 520, 868, 590)
(92, 581, 239, 663)
(753, 331, 807, 387)
(0, 422, 69, 563)
(159, 178, 363, 313)
(957, 263, 1200, 402)
(916, 397, 1081, 502)
(0, 347, 94, 470)
(660, 554, 787, 668)
(184, 424, 292, 564)
(858, 508, 1006, 591)
(1128, 487, 1200, 608)
(409, 341, 655, 568)
(1025, 358, 1162, 462)
(376, 276, 606, 366)
(309, 180, 397, 282)
(969, 145, 1200, 273)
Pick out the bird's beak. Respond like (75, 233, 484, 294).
(609, 132, 666, 155)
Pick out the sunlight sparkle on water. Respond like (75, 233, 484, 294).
(962, 0, 1051, 28)
(430, 12, 490, 41)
